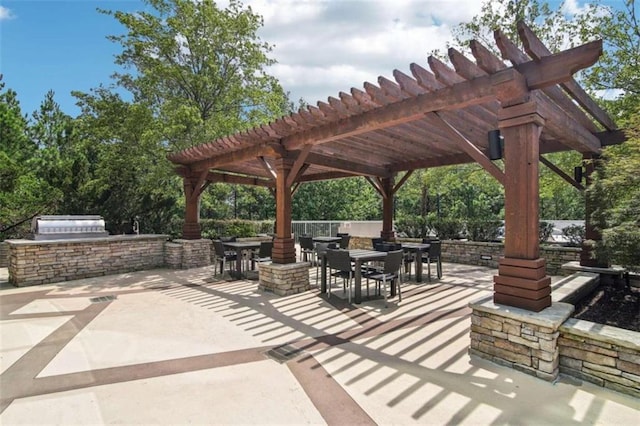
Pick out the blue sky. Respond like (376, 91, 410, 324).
(1, 0, 146, 117)
(0, 0, 626, 119)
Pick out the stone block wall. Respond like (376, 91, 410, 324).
(7, 235, 168, 287)
(559, 318, 640, 398)
(542, 246, 584, 276)
(469, 301, 574, 381)
(441, 241, 504, 269)
(0, 242, 8, 268)
(165, 242, 183, 269)
(171, 239, 211, 269)
(258, 262, 310, 296)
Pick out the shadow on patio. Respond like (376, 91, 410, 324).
(0, 264, 638, 424)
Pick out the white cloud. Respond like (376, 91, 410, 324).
(561, 0, 586, 15)
(0, 6, 14, 20)
(241, 0, 483, 105)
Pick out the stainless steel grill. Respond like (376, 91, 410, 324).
(28, 215, 109, 240)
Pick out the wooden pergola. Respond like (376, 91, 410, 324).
(168, 22, 625, 312)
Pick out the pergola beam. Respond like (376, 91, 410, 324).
(205, 171, 275, 188)
(286, 144, 313, 187)
(365, 176, 387, 198)
(390, 153, 473, 172)
(487, 34, 602, 153)
(434, 112, 505, 185)
(517, 21, 616, 131)
(258, 156, 277, 180)
(515, 40, 602, 90)
(296, 171, 358, 182)
(392, 170, 414, 195)
(189, 143, 279, 172)
(304, 152, 391, 178)
(282, 67, 529, 151)
(539, 155, 585, 191)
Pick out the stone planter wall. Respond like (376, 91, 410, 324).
(469, 300, 573, 381)
(471, 273, 640, 398)
(7, 235, 168, 287)
(542, 246, 584, 276)
(559, 319, 640, 398)
(258, 262, 310, 296)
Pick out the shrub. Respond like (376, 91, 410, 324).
(539, 221, 554, 244)
(432, 218, 464, 240)
(395, 216, 429, 238)
(257, 220, 274, 234)
(166, 217, 184, 239)
(467, 220, 503, 242)
(201, 219, 257, 238)
(562, 224, 585, 247)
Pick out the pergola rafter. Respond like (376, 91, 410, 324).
(167, 21, 625, 312)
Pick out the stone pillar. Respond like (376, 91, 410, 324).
(494, 102, 551, 312)
(165, 242, 183, 269)
(182, 175, 202, 240)
(168, 239, 211, 269)
(0, 241, 8, 268)
(272, 157, 296, 264)
(380, 176, 396, 240)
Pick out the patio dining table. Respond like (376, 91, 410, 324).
(223, 241, 262, 279)
(399, 242, 431, 282)
(312, 236, 342, 244)
(320, 249, 389, 304)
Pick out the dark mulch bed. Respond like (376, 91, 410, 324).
(572, 276, 640, 332)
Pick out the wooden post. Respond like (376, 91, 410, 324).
(580, 153, 606, 267)
(494, 102, 551, 312)
(380, 176, 395, 240)
(272, 157, 296, 264)
(182, 176, 202, 240)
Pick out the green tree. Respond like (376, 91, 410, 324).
(73, 88, 181, 234)
(101, 0, 290, 150)
(397, 164, 504, 222)
(421, 0, 604, 224)
(446, 0, 601, 56)
(539, 152, 585, 220)
(0, 81, 58, 238)
(582, 0, 639, 118)
(28, 91, 92, 215)
(293, 178, 380, 221)
(589, 112, 640, 270)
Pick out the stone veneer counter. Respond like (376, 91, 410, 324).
(7, 235, 168, 287)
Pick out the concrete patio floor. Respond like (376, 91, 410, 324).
(0, 263, 638, 425)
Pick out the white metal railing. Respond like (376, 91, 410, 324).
(291, 220, 383, 242)
(291, 221, 342, 242)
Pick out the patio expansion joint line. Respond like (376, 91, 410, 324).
(1, 271, 475, 419)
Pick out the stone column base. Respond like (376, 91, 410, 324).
(494, 257, 551, 311)
(182, 222, 202, 240)
(258, 262, 310, 296)
(469, 300, 574, 381)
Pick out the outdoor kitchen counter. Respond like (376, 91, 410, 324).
(6, 235, 170, 287)
(6, 234, 170, 246)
